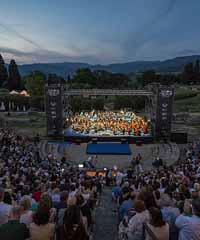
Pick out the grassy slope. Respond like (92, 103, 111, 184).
(174, 86, 200, 112)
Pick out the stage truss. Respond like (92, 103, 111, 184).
(45, 82, 174, 139)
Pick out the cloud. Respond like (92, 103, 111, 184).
(177, 49, 200, 56)
(0, 22, 41, 49)
(124, 0, 178, 56)
(0, 46, 104, 64)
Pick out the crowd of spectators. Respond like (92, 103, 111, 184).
(0, 129, 102, 240)
(112, 141, 200, 240)
(1, 127, 200, 240)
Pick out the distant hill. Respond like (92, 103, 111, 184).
(16, 55, 200, 77)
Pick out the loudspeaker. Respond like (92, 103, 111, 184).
(171, 132, 188, 144)
(136, 140, 142, 146)
(92, 138, 98, 144)
(121, 138, 127, 144)
(75, 139, 82, 145)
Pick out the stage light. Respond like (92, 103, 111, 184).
(104, 167, 107, 171)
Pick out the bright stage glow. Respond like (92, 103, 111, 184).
(69, 110, 151, 137)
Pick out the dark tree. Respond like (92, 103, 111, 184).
(139, 69, 157, 86)
(194, 59, 200, 74)
(73, 68, 95, 86)
(8, 59, 21, 90)
(0, 54, 8, 88)
(184, 62, 194, 75)
(182, 62, 195, 84)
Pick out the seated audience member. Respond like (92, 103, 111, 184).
(0, 187, 12, 225)
(126, 200, 150, 240)
(145, 207, 169, 240)
(119, 192, 135, 221)
(30, 208, 55, 240)
(112, 184, 122, 202)
(175, 198, 200, 240)
(0, 206, 30, 240)
(77, 194, 92, 229)
(161, 194, 180, 240)
(39, 193, 56, 223)
(59, 205, 89, 240)
(56, 191, 68, 226)
(20, 196, 33, 227)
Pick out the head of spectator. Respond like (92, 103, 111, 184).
(183, 199, 193, 216)
(138, 188, 157, 209)
(39, 193, 53, 212)
(3, 191, 12, 205)
(192, 198, 200, 217)
(33, 208, 50, 226)
(160, 194, 173, 208)
(149, 207, 166, 227)
(134, 200, 146, 213)
(63, 205, 82, 230)
(20, 196, 31, 213)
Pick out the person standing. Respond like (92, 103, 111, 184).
(175, 198, 200, 240)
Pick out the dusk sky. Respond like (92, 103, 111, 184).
(0, 0, 200, 64)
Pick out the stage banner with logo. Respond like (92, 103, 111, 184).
(45, 85, 63, 137)
(155, 87, 174, 137)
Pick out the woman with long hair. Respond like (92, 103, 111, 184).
(30, 207, 55, 240)
(59, 205, 89, 240)
(145, 207, 169, 240)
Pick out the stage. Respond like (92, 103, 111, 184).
(63, 128, 154, 144)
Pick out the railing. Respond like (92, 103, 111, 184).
(65, 89, 153, 96)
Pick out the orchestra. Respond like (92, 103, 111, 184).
(70, 110, 151, 136)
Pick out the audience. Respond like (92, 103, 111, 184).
(0, 128, 200, 240)
(116, 139, 200, 240)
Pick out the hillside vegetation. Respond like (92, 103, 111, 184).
(174, 86, 200, 112)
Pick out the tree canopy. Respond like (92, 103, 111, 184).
(71, 68, 130, 89)
(0, 54, 8, 88)
(25, 71, 46, 96)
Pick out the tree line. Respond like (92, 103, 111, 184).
(137, 59, 200, 87)
(0, 54, 22, 90)
(1, 53, 200, 95)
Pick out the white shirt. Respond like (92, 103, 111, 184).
(0, 202, 12, 225)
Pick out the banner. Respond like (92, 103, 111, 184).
(45, 85, 64, 137)
(155, 87, 174, 137)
